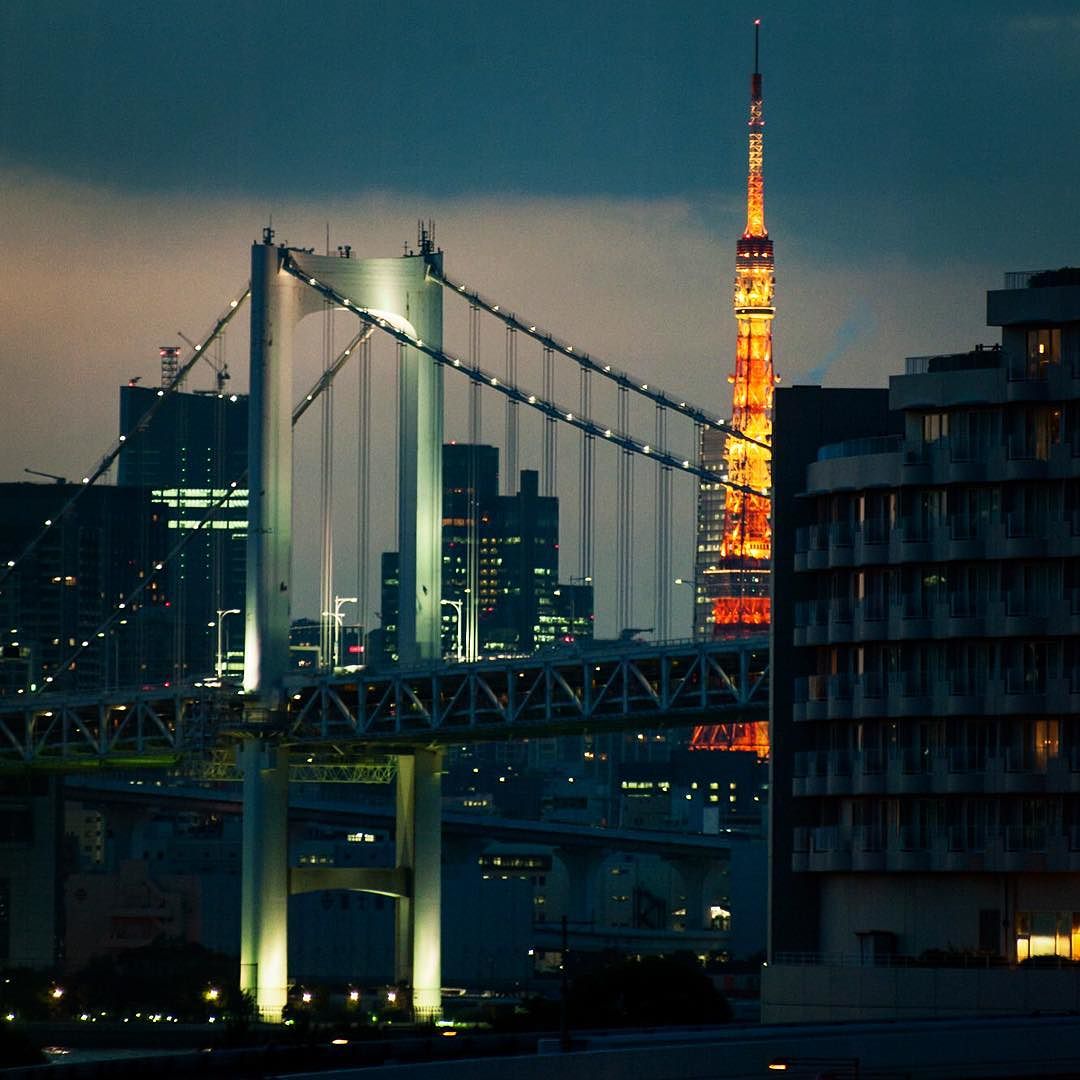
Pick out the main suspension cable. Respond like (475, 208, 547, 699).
(0, 286, 251, 592)
(285, 259, 767, 495)
(433, 267, 769, 452)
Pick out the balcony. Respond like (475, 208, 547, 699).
(827, 521, 854, 567)
(1003, 748, 1048, 793)
(791, 825, 810, 872)
(791, 821, 1080, 874)
(851, 598, 887, 641)
(792, 599, 828, 647)
(828, 597, 854, 641)
(852, 747, 885, 795)
(886, 825, 933, 872)
(943, 748, 985, 794)
(887, 748, 932, 794)
(851, 824, 885, 871)
(808, 825, 851, 872)
(1046, 750, 1080, 794)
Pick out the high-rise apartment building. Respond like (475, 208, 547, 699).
(117, 384, 248, 681)
(764, 270, 1080, 1021)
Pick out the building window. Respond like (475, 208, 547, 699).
(1025, 328, 1062, 377)
(1015, 911, 1079, 960)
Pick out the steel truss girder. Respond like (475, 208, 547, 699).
(0, 690, 219, 769)
(0, 640, 768, 766)
(185, 748, 396, 784)
(284, 639, 769, 746)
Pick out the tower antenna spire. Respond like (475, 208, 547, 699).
(754, 17, 760, 75)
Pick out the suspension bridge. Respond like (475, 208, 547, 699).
(0, 228, 770, 1019)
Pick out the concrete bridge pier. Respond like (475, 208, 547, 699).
(556, 845, 605, 928)
(395, 748, 444, 1020)
(668, 855, 712, 931)
(239, 739, 290, 1020)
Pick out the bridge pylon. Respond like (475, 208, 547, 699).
(241, 236, 445, 1020)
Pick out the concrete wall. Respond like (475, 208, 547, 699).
(763, 962, 1080, 1023)
(817, 873, 1005, 957)
(280, 1014, 1080, 1080)
(0, 777, 59, 968)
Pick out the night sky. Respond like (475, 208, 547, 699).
(2, 1, 1078, 628)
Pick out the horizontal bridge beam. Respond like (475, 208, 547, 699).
(0, 640, 769, 767)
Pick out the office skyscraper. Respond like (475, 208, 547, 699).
(117, 383, 248, 681)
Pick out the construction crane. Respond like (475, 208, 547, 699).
(24, 468, 67, 484)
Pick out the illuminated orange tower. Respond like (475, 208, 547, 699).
(714, 17, 774, 635)
(692, 21, 772, 758)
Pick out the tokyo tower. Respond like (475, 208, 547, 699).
(715, 17, 774, 635)
(691, 20, 773, 758)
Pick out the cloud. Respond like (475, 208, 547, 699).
(0, 167, 1003, 631)
(1007, 14, 1080, 33)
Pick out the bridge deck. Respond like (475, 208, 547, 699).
(0, 639, 768, 769)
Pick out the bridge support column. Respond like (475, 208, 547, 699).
(556, 845, 604, 928)
(669, 856, 710, 932)
(395, 748, 443, 1021)
(240, 739, 290, 1021)
(396, 325, 443, 665)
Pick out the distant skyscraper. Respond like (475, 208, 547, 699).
(443, 443, 500, 659)
(693, 428, 727, 639)
(117, 383, 248, 681)
(0, 483, 171, 693)
(378, 445, 593, 663)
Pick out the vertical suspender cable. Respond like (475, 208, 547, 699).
(578, 367, 594, 582)
(173, 386, 187, 682)
(393, 342, 404, 549)
(467, 304, 482, 660)
(542, 345, 557, 497)
(505, 326, 518, 496)
(654, 404, 671, 641)
(211, 334, 226, 644)
(319, 300, 335, 671)
(616, 386, 633, 632)
(691, 419, 705, 639)
(356, 335, 372, 659)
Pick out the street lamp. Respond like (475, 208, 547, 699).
(768, 1058, 860, 1079)
(321, 596, 358, 671)
(674, 576, 695, 638)
(440, 599, 463, 662)
(215, 609, 241, 680)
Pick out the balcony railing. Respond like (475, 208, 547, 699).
(816, 434, 904, 461)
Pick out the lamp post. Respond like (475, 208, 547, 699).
(215, 608, 241, 681)
(674, 576, 695, 639)
(440, 599, 463, 662)
(321, 596, 358, 671)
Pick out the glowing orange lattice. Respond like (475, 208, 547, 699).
(713, 595, 770, 629)
(714, 53, 774, 633)
(689, 721, 769, 761)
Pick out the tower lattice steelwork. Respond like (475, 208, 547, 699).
(715, 18, 774, 634)
(692, 20, 773, 758)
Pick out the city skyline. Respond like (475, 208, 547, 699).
(1, 4, 1078, 627)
